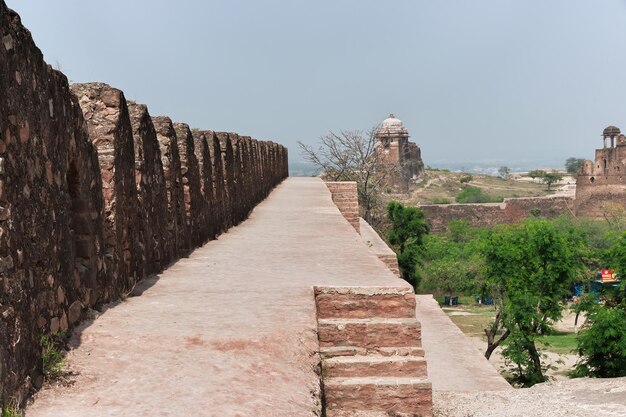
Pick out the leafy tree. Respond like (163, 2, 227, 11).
(420, 221, 485, 297)
(573, 232, 626, 378)
(481, 219, 586, 386)
(528, 169, 545, 180)
(565, 157, 586, 176)
(498, 166, 511, 179)
(541, 171, 564, 191)
(387, 201, 430, 288)
(574, 306, 626, 377)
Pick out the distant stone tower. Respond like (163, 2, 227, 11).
(575, 125, 626, 218)
(375, 114, 424, 193)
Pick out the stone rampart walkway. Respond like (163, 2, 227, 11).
(415, 295, 512, 392)
(26, 178, 407, 417)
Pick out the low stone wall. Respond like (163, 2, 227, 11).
(359, 218, 400, 277)
(325, 181, 359, 231)
(0, 1, 289, 406)
(420, 196, 575, 233)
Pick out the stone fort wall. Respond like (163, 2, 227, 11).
(575, 139, 626, 218)
(420, 196, 574, 233)
(0, 2, 288, 406)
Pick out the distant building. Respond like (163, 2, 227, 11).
(575, 125, 626, 218)
(374, 114, 424, 193)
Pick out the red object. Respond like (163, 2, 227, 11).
(599, 269, 618, 283)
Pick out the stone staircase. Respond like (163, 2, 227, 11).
(315, 287, 432, 417)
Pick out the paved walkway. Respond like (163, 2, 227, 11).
(415, 295, 512, 392)
(26, 178, 408, 417)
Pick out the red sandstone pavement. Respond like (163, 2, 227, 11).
(415, 295, 512, 392)
(26, 178, 409, 417)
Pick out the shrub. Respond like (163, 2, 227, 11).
(387, 201, 430, 288)
(455, 186, 502, 204)
(574, 307, 626, 378)
(459, 175, 473, 184)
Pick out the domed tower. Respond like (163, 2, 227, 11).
(374, 114, 424, 193)
(575, 125, 626, 218)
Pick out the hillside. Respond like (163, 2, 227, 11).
(401, 169, 574, 205)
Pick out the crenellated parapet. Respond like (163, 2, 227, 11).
(0, 0, 288, 406)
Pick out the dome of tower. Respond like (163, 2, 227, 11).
(377, 114, 409, 138)
(603, 126, 621, 137)
(381, 114, 404, 129)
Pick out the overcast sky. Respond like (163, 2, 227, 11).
(9, 0, 626, 168)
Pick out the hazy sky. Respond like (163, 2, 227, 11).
(9, 0, 626, 168)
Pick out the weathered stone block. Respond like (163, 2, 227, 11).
(324, 377, 432, 417)
(315, 286, 416, 319)
(318, 318, 422, 349)
(323, 355, 428, 379)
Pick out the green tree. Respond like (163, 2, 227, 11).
(572, 232, 626, 378)
(387, 201, 430, 288)
(420, 221, 485, 297)
(574, 306, 626, 377)
(541, 171, 564, 191)
(565, 157, 586, 176)
(528, 169, 545, 180)
(482, 219, 586, 386)
(498, 166, 511, 179)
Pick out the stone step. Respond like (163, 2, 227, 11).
(315, 286, 416, 319)
(320, 346, 425, 359)
(318, 318, 421, 349)
(323, 355, 427, 378)
(323, 377, 432, 417)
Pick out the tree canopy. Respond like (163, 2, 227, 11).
(565, 157, 586, 176)
(387, 201, 430, 288)
(481, 219, 586, 386)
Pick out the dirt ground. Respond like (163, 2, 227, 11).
(434, 377, 626, 417)
(435, 304, 626, 417)
(442, 303, 583, 381)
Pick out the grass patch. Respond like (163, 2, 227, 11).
(429, 196, 451, 204)
(40, 332, 66, 380)
(455, 186, 503, 204)
(435, 295, 497, 338)
(2, 405, 22, 417)
(537, 331, 578, 355)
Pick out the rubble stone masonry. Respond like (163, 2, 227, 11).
(127, 103, 169, 274)
(153, 116, 188, 260)
(0, 1, 288, 406)
(173, 123, 204, 249)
